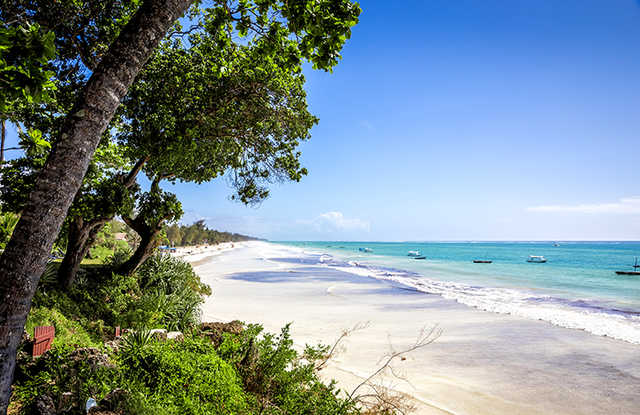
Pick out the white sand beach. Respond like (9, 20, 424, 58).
(190, 241, 640, 415)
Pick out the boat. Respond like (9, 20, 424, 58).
(413, 255, 426, 260)
(473, 260, 492, 263)
(615, 258, 640, 275)
(553, 242, 560, 247)
(527, 255, 547, 263)
(407, 250, 421, 257)
(358, 247, 372, 253)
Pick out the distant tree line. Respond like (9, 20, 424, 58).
(164, 220, 260, 247)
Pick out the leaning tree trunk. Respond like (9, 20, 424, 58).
(57, 217, 107, 289)
(57, 157, 148, 288)
(117, 228, 161, 276)
(0, 1, 193, 412)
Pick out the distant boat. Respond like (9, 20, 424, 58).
(527, 255, 547, 263)
(553, 242, 560, 247)
(615, 258, 640, 275)
(358, 247, 372, 253)
(413, 255, 427, 260)
(473, 260, 492, 264)
(407, 250, 421, 257)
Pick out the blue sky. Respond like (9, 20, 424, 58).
(6, 0, 640, 240)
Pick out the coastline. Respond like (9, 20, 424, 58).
(169, 242, 238, 266)
(194, 241, 640, 415)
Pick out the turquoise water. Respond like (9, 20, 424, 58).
(277, 241, 640, 343)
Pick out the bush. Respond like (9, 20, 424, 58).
(25, 307, 98, 348)
(218, 324, 359, 415)
(12, 345, 121, 414)
(135, 254, 211, 330)
(119, 336, 249, 415)
(32, 254, 210, 335)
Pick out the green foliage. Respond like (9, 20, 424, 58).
(135, 254, 210, 330)
(218, 324, 359, 415)
(24, 307, 98, 348)
(119, 336, 250, 415)
(165, 219, 258, 247)
(34, 254, 209, 335)
(13, 344, 121, 414)
(0, 23, 56, 115)
(121, 329, 155, 356)
(0, 210, 18, 249)
(135, 185, 183, 230)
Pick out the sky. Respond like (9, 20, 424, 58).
(5, 0, 640, 241)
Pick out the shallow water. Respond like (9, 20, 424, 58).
(278, 241, 640, 344)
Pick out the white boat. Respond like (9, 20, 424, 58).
(407, 250, 421, 257)
(358, 247, 372, 253)
(527, 255, 547, 263)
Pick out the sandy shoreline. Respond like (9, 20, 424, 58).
(192, 241, 640, 415)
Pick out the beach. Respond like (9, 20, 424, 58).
(189, 241, 640, 415)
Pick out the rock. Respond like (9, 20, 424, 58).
(58, 392, 74, 412)
(32, 395, 55, 415)
(149, 328, 167, 341)
(88, 410, 118, 415)
(200, 320, 244, 346)
(68, 348, 114, 370)
(167, 331, 183, 341)
(90, 388, 129, 413)
(103, 337, 126, 353)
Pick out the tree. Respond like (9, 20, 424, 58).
(0, 1, 195, 411)
(0, 23, 56, 163)
(117, 177, 183, 275)
(0, 0, 360, 411)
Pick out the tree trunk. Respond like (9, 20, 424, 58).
(117, 228, 161, 276)
(57, 217, 106, 289)
(57, 156, 148, 288)
(0, 1, 193, 412)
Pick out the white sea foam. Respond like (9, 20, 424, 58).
(333, 264, 640, 344)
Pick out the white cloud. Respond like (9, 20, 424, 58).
(527, 196, 640, 214)
(299, 211, 371, 233)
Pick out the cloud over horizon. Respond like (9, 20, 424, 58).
(527, 196, 640, 215)
(299, 211, 371, 233)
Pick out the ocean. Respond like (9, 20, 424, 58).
(278, 241, 640, 344)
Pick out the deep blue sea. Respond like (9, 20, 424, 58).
(277, 241, 640, 344)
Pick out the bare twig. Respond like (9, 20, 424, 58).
(345, 324, 443, 415)
(315, 321, 370, 371)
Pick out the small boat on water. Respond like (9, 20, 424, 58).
(413, 255, 426, 260)
(358, 247, 372, 253)
(407, 250, 421, 257)
(553, 242, 560, 247)
(527, 255, 547, 263)
(615, 258, 640, 275)
(473, 260, 492, 263)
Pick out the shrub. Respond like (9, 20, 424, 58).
(217, 324, 359, 415)
(25, 307, 98, 348)
(32, 254, 209, 335)
(135, 254, 211, 330)
(13, 345, 120, 414)
(119, 336, 249, 415)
